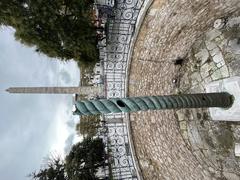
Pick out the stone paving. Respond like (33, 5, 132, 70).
(128, 0, 240, 179)
(175, 15, 240, 180)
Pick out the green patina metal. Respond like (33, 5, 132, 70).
(73, 93, 234, 116)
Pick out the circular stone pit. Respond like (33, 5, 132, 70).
(128, 1, 240, 179)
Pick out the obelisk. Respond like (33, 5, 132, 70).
(6, 86, 104, 96)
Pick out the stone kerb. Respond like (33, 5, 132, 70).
(123, 1, 154, 180)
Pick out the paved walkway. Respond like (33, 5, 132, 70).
(128, 0, 240, 179)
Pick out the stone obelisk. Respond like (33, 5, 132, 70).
(6, 86, 103, 96)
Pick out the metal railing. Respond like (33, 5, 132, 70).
(96, 0, 146, 179)
(97, 121, 137, 179)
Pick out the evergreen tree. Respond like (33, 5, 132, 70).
(30, 157, 65, 180)
(65, 138, 105, 180)
(0, 0, 97, 63)
(30, 138, 105, 180)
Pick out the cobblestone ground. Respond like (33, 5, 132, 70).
(128, 0, 240, 179)
(175, 14, 240, 180)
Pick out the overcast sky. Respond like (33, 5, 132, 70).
(0, 27, 81, 180)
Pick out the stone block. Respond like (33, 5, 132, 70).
(179, 121, 187, 131)
(206, 76, 240, 121)
(212, 51, 225, 65)
(195, 48, 209, 64)
(219, 66, 229, 78)
(188, 122, 204, 148)
(176, 110, 185, 121)
(182, 130, 189, 141)
(234, 143, 240, 157)
(216, 61, 225, 68)
(200, 69, 210, 79)
(211, 70, 222, 80)
(191, 72, 202, 85)
(206, 29, 222, 41)
(203, 76, 212, 85)
(190, 84, 204, 93)
(205, 41, 217, 51)
(218, 38, 228, 50)
(210, 47, 220, 57)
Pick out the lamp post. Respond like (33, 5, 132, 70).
(73, 92, 234, 115)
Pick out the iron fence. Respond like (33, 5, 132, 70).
(97, 121, 137, 179)
(97, 0, 146, 179)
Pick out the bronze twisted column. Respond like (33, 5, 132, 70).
(73, 93, 233, 116)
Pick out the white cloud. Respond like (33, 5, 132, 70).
(49, 102, 74, 156)
(0, 27, 80, 180)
